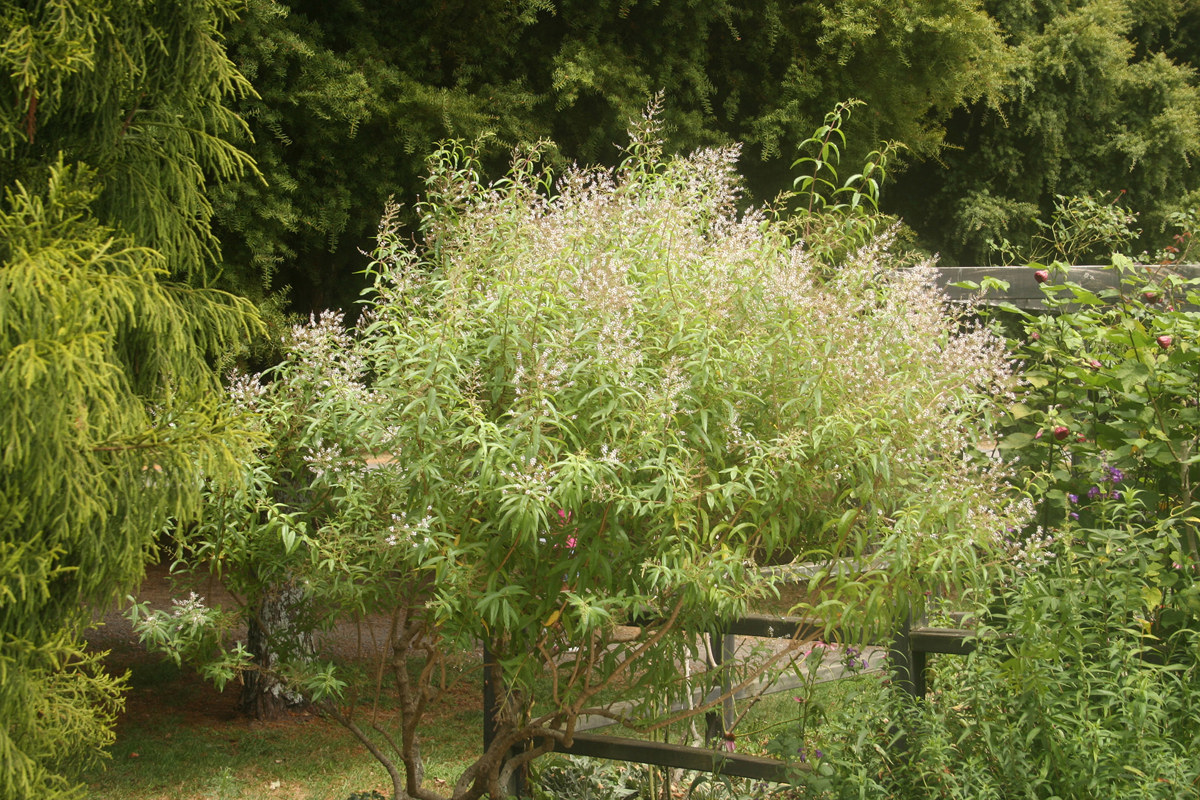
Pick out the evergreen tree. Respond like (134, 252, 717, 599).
(0, 2, 262, 795)
(1, 0, 258, 285)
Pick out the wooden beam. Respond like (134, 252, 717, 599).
(557, 732, 802, 782)
(934, 264, 1200, 310)
(724, 613, 825, 639)
(908, 627, 978, 656)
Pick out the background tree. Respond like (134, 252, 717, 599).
(209, 0, 1200, 306)
(890, 0, 1200, 264)
(0, 2, 261, 796)
(211, 0, 1010, 313)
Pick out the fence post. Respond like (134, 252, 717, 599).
(889, 605, 927, 700)
(482, 641, 527, 797)
(704, 629, 736, 745)
(887, 600, 928, 757)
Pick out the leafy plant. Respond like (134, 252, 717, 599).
(137, 104, 1025, 799)
(989, 192, 1141, 266)
(800, 519, 1200, 799)
(997, 253, 1200, 564)
(789, 100, 901, 266)
(530, 756, 643, 800)
(797, 226, 1200, 798)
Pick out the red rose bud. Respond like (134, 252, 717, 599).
(1034, 269, 1050, 284)
(1053, 426, 1070, 441)
(1157, 335, 1173, 350)
(1076, 434, 1087, 443)
(1143, 291, 1161, 303)
(1030, 331, 1041, 341)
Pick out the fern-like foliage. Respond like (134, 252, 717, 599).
(0, 0, 257, 284)
(0, 158, 261, 800)
(0, 2, 264, 794)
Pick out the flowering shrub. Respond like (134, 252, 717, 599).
(801, 224, 1200, 798)
(999, 254, 1200, 573)
(136, 105, 1025, 799)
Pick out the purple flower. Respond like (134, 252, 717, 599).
(1088, 486, 1102, 500)
(798, 746, 823, 763)
(1107, 466, 1124, 483)
(1067, 493, 1079, 504)
(1110, 491, 1122, 501)
(1069, 512, 1079, 520)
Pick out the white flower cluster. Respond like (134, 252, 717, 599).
(228, 368, 267, 411)
(511, 348, 573, 400)
(288, 310, 370, 393)
(302, 440, 345, 478)
(384, 508, 435, 548)
(170, 592, 212, 631)
(1004, 525, 1060, 572)
(500, 456, 556, 501)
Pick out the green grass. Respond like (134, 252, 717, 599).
(81, 657, 481, 800)
(82, 643, 875, 800)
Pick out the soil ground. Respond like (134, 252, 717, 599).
(83, 563, 410, 735)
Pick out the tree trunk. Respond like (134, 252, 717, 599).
(240, 579, 314, 719)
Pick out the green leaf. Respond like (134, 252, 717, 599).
(999, 432, 1035, 450)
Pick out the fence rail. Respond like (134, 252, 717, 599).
(934, 264, 1200, 309)
(482, 602, 990, 791)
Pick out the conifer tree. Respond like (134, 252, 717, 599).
(1, 0, 257, 285)
(0, 2, 261, 796)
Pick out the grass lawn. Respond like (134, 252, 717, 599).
(81, 650, 482, 800)
(81, 637, 876, 800)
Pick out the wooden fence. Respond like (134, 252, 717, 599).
(936, 264, 1200, 309)
(482, 601, 986, 791)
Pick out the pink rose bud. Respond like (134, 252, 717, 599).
(1089, 359, 1102, 369)
(1053, 426, 1070, 441)
(1034, 269, 1050, 284)
(1157, 335, 1173, 350)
